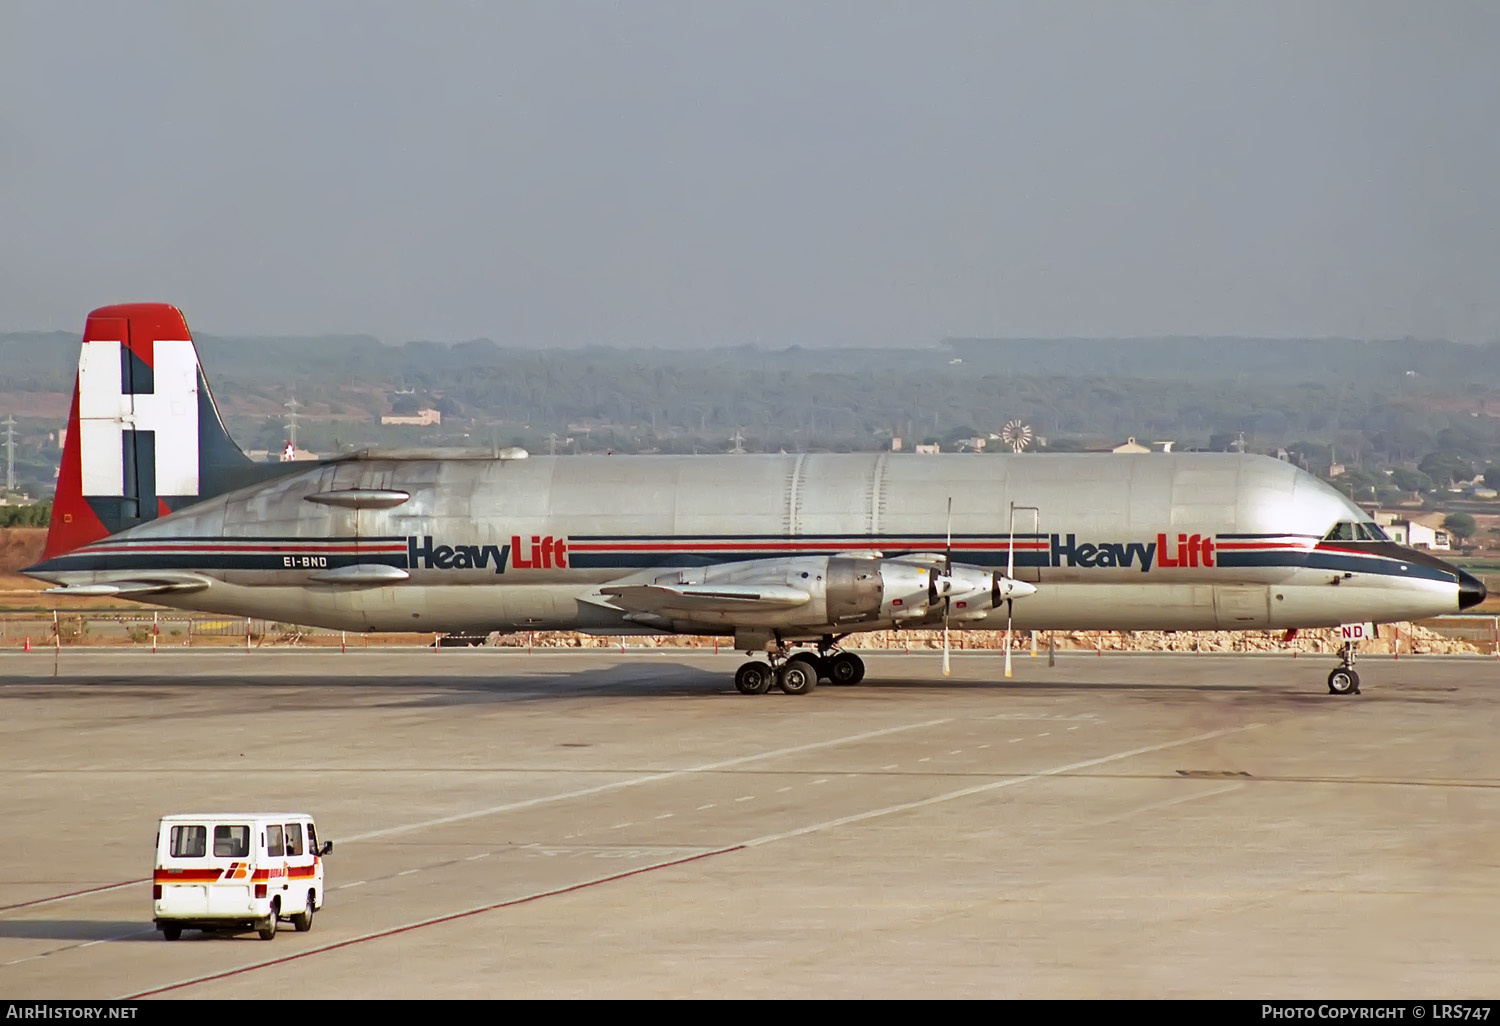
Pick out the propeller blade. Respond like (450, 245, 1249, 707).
(1004, 599, 1014, 679)
(942, 615, 951, 676)
(944, 497, 953, 576)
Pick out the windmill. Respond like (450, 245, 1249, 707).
(1000, 419, 1033, 453)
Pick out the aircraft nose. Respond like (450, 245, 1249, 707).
(1457, 568, 1488, 611)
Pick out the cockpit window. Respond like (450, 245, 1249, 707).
(1325, 521, 1390, 543)
(1324, 522, 1356, 542)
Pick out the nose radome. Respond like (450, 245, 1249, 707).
(1457, 568, 1488, 611)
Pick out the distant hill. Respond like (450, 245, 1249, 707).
(943, 336, 1500, 385)
(1, 329, 1496, 475)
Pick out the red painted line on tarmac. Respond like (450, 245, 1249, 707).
(0, 878, 149, 912)
(125, 845, 745, 998)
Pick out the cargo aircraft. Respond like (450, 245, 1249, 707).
(25, 304, 1487, 696)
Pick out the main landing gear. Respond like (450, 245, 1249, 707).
(733, 637, 866, 697)
(1327, 641, 1361, 696)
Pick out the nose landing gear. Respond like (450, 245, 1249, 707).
(1327, 641, 1361, 696)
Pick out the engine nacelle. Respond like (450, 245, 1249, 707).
(617, 554, 1033, 630)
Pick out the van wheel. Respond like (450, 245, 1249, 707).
(257, 903, 278, 940)
(291, 892, 314, 932)
(161, 925, 182, 941)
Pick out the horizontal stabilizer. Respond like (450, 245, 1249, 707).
(600, 583, 811, 614)
(44, 576, 210, 597)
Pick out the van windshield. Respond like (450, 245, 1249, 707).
(213, 825, 250, 858)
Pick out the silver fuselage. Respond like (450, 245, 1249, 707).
(29, 452, 1471, 639)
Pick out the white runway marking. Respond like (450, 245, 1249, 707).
(655, 813, 674, 819)
(695, 803, 716, 810)
(0, 879, 143, 914)
(465, 853, 489, 861)
(343, 718, 952, 843)
(1086, 783, 1246, 827)
(743, 725, 1263, 849)
(2, 928, 154, 967)
(97, 724, 1262, 993)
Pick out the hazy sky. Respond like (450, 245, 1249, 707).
(2, 2, 1497, 345)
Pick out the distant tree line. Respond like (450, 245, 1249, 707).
(3, 330, 1500, 472)
(0, 503, 50, 527)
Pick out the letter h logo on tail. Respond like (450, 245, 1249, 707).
(40, 303, 298, 564)
(45, 305, 205, 558)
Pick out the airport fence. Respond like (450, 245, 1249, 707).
(0, 611, 1495, 656)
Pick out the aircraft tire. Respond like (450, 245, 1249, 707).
(778, 661, 817, 696)
(734, 662, 774, 695)
(1327, 668, 1360, 696)
(828, 652, 864, 685)
(787, 652, 825, 680)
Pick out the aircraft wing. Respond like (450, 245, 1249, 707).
(599, 583, 811, 614)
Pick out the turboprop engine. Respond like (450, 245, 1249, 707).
(601, 554, 1035, 630)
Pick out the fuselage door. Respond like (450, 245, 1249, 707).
(1213, 585, 1271, 629)
(1008, 503, 1042, 583)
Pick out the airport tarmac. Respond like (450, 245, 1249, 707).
(1, 648, 1498, 999)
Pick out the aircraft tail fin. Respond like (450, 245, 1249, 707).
(43, 303, 269, 559)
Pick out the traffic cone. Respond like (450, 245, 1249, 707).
(24, 636, 31, 652)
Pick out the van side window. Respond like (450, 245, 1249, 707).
(307, 823, 319, 854)
(267, 824, 285, 857)
(214, 825, 250, 858)
(170, 825, 207, 858)
(284, 824, 304, 856)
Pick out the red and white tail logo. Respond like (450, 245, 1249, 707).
(44, 303, 255, 560)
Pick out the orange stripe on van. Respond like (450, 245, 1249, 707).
(154, 869, 221, 883)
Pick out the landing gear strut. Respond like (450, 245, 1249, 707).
(1327, 641, 1361, 696)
